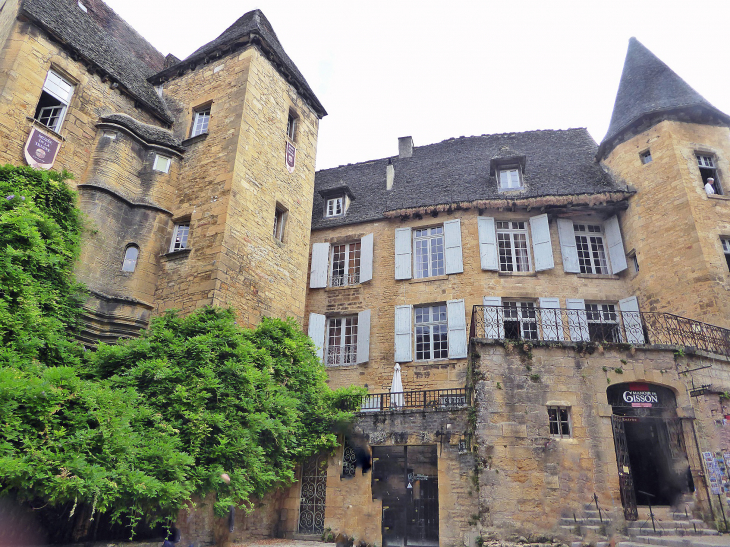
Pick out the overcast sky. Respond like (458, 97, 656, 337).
(105, 0, 730, 171)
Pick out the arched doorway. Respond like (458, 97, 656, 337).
(608, 383, 694, 520)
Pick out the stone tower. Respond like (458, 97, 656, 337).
(599, 38, 730, 327)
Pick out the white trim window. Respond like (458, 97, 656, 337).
(414, 226, 445, 278)
(326, 316, 358, 366)
(191, 108, 210, 137)
(503, 301, 538, 340)
(286, 112, 298, 141)
(723, 238, 730, 271)
(574, 224, 609, 274)
(34, 70, 74, 132)
(330, 241, 361, 286)
(415, 304, 448, 361)
(548, 406, 571, 438)
(121, 245, 139, 272)
(585, 303, 620, 342)
(170, 223, 190, 252)
(496, 221, 530, 272)
(326, 196, 344, 217)
(153, 154, 171, 173)
(499, 168, 522, 190)
(273, 205, 287, 242)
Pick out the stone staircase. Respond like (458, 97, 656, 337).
(558, 501, 619, 539)
(623, 500, 717, 538)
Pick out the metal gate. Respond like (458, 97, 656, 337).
(611, 415, 638, 520)
(298, 453, 328, 534)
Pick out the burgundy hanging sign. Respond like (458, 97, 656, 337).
(24, 127, 62, 170)
(285, 141, 296, 173)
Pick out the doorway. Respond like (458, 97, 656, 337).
(372, 445, 439, 547)
(298, 453, 328, 534)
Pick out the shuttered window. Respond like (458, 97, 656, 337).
(414, 227, 445, 278)
(330, 242, 361, 286)
(415, 305, 448, 360)
(497, 221, 530, 272)
(326, 316, 358, 366)
(34, 70, 74, 132)
(574, 224, 609, 274)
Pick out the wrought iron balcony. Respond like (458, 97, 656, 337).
(470, 305, 730, 359)
(325, 344, 357, 366)
(359, 388, 472, 412)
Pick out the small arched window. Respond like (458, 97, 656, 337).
(122, 245, 139, 272)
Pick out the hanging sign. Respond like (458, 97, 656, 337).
(622, 383, 659, 407)
(24, 127, 62, 170)
(285, 141, 296, 173)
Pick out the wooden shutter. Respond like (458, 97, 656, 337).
(447, 299, 467, 358)
(356, 309, 371, 363)
(44, 71, 74, 104)
(310, 243, 330, 288)
(618, 296, 645, 344)
(538, 297, 564, 341)
(394, 228, 412, 280)
(529, 214, 554, 271)
(482, 296, 504, 339)
(308, 313, 326, 361)
(565, 299, 589, 341)
(444, 219, 464, 274)
(394, 305, 413, 362)
(360, 233, 374, 283)
(604, 215, 628, 274)
(557, 218, 580, 273)
(478, 216, 499, 271)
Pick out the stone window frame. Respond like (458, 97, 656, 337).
(413, 225, 445, 279)
(547, 406, 571, 438)
(697, 152, 724, 195)
(414, 303, 448, 361)
(722, 238, 730, 271)
(190, 104, 211, 138)
(153, 153, 171, 173)
(325, 315, 358, 366)
(640, 149, 652, 165)
(273, 203, 288, 243)
(496, 220, 532, 273)
(170, 222, 190, 252)
(34, 69, 75, 133)
(286, 109, 298, 142)
(329, 240, 361, 287)
(121, 244, 139, 272)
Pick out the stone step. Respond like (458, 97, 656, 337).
(560, 517, 612, 526)
(559, 524, 609, 536)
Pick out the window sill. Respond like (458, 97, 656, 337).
(161, 248, 191, 260)
(498, 271, 536, 277)
(325, 283, 362, 291)
(498, 187, 526, 194)
(708, 194, 730, 202)
(409, 275, 449, 284)
(576, 273, 620, 280)
(26, 116, 66, 141)
(411, 359, 463, 366)
(182, 132, 208, 146)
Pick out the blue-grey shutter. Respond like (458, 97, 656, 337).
(447, 299, 467, 358)
(538, 297, 564, 341)
(308, 313, 326, 362)
(310, 243, 330, 288)
(444, 219, 464, 274)
(604, 215, 628, 274)
(557, 219, 580, 273)
(482, 296, 504, 339)
(356, 309, 371, 363)
(529, 214, 554, 271)
(360, 233, 374, 283)
(565, 299, 589, 341)
(394, 228, 412, 280)
(478, 217, 499, 271)
(394, 305, 413, 362)
(618, 296, 645, 344)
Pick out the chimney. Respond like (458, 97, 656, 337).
(398, 136, 413, 159)
(386, 159, 394, 190)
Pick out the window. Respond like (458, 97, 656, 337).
(548, 407, 571, 438)
(153, 154, 171, 173)
(342, 439, 357, 478)
(34, 70, 74, 132)
(415, 304, 448, 361)
(326, 316, 358, 366)
(722, 238, 730, 271)
(640, 150, 652, 164)
(191, 108, 210, 137)
(273, 204, 287, 242)
(77, 0, 87, 12)
(330, 241, 361, 286)
(503, 301, 538, 340)
(414, 226, 445, 278)
(632, 255, 639, 273)
(574, 224, 609, 274)
(286, 112, 298, 141)
(496, 221, 530, 272)
(121, 245, 139, 272)
(697, 154, 723, 194)
(326, 196, 343, 217)
(169, 223, 190, 252)
(499, 168, 522, 190)
(585, 303, 620, 342)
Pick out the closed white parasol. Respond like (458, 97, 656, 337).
(390, 363, 404, 408)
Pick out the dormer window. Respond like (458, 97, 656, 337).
(491, 153, 527, 192)
(326, 196, 344, 217)
(499, 167, 522, 190)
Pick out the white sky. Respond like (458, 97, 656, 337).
(105, 0, 730, 171)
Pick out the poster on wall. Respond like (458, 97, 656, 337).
(24, 127, 62, 170)
(703, 451, 730, 496)
(285, 141, 296, 173)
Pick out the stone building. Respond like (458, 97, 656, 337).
(3, 0, 730, 545)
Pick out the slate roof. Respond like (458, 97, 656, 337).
(599, 37, 730, 157)
(100, 114, 183, 151)
(312, 128, 626, 230)
(151, 10, 326, 118)
(21, 0, 172, 123)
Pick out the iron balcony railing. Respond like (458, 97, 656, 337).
(470, 305, 730, 359)
(325, 344, 357, 366)
(359, 388, 472, 412)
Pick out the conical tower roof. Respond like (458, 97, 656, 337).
(598, 38, 730, 158)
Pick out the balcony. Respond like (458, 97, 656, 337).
(326, 344, 357, 366)
(469, 305, 730, 359)
(359, 388, 472, 412)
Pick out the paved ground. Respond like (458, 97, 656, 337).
(233, 540, 332, 547)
